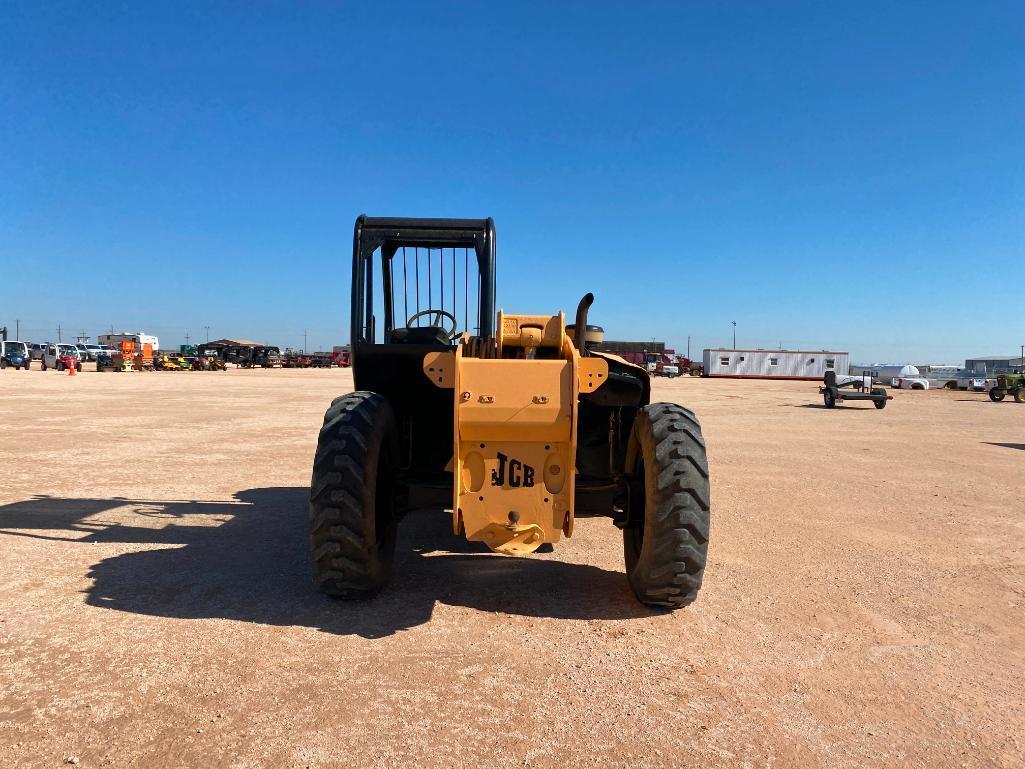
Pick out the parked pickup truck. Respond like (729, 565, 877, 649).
(75, 343, 105, 361)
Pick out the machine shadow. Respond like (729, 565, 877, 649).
(791, 403, 860, 410)
(983, 442, 1025, 452)
(0, 488, 653, 638)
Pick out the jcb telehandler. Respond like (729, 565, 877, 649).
(309, 217, 711, 608)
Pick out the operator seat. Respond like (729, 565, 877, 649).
(388, 326, 452, 346)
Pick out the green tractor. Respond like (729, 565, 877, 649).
(989, 372, 1025, 403)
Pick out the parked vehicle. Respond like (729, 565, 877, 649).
(892, 376, 929, 390)
(989, 373, 1025, 403)
(676, 356, 703, 376)
(41, 343, 82, 372)
(155, 354, 183, 371)
(655, 361, 680, 377)
(332, 346, 351, 367)
(30, 342, 45, 360)
(76, 343, 105, 361)
(1, 340, 31, 370)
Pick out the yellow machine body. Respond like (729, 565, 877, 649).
(425, 311, 608, 555)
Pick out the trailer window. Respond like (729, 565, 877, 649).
(719, 356, 730, 366)
(825, 359, 834, 369)
(770, 357, 778, 366)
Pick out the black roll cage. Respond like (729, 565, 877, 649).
(350, 216, 497, 360)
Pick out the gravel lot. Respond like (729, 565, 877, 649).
(1, 367, 1022, 768)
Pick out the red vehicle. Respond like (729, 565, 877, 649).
(332, 346, 351, 367)
(41, 343, 83, 372)
(675, 356, 704, 376)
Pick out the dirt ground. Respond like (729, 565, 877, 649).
(1, 366, 1022, 768)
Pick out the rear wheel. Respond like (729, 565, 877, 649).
(1014, 388, 1025, 404)
(989, 388, 1006, 402)
(623, 403, 710, 608)
(309, 391, 399, 598)
(823, 388, 837, 408)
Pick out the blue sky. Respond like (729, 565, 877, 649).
(2, 2, 1023, 362)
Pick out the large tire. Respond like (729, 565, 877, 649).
(623, 403, 710, 608)
(872, 388, 888, 409)
(823, 388, 837, 408)
(309, 391, 399, 598)
(1014, 388, 1025, 404)
(989, 388, 1006, 402)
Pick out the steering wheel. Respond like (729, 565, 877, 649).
(406, 309, 458, 339)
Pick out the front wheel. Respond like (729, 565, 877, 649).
(989, 388, 1006, 402)
(1014, 388, 1025, 404)
(309, 391, 399, 598)
(823, 388, 837, 408)
(623, 403, 710, 608)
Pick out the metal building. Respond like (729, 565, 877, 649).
(964, 355, 1025, 375)
(702, 349, 849, 380)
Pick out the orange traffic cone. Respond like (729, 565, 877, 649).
(68, 364, 76, 376)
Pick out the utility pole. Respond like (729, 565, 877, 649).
(185, 331, 190, 346)
(687, 335, 691, 359)
(304, 329, 308, 353)
(57, 324, 62, 343)
(731, 321, 736, 350)
(15, 320, 19, 339)
(204, 326, 210, 343)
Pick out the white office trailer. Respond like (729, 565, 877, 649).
(703, 349, 849, 380)
(849, 364, 919, 385)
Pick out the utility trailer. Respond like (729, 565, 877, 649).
(819, 370, 890, 409)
